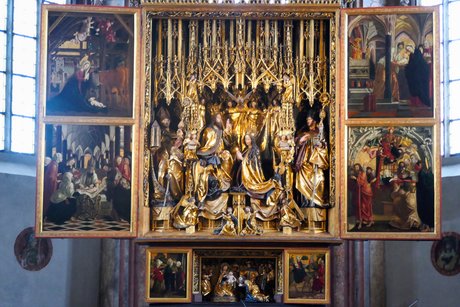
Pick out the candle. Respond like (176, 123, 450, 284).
(230, 20, 234, 47)
(167, 19, 172, 60)
(247, 20, 252, 45)
(178, 19, 182, 60)
(274, 20, 278, 46)
(151, 120, 161, 148)
(299, 20, 304, 59)
(319, 20, 324, 59)
(203, 20, 208, 49)
(309, 19, 314, 59)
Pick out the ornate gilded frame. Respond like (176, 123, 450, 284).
(283, 247, 330, 304)
(145, 247, 193, 303)
(39, 5, 141, 120)
(139, 4, 341, 241)
(340, 7, 441, 239)
(342, 6, 439, 120)
(192, 248, 284, 300)
(141, 0, 341, 5)
(35, 5, 141, 237)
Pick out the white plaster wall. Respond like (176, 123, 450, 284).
(0, 171, 101, 307)
(385, 175, 460, 307)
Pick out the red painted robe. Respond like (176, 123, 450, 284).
(355, 171, 374, 223)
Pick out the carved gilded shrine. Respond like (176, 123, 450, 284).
(141, 5, 338, 238)
(34, 1, 442, 305)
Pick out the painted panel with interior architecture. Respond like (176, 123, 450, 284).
(343, 7, 439, 119)
(36, 123, 137, 237)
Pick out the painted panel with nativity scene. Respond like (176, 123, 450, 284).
(35, 123, 137, 237)
(40, 5, 140, 118)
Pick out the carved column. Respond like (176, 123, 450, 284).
(99, 239, 130, 307)
(370, 241, 386, 307)
(99, 239, 118, 307)
(331, 242, 348, 307)
(341, 240, 385, 307)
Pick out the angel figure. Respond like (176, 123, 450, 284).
(172, 196, 199, 229)
(224, 88, 255, 151)
(241, 206, 263, 236)
(281, 74, 295, 104)
(72, 17, 94, 44)
(201, 267, 213, 297)
(213, 207, 238, 236)
(183, 130, 200, 161)
(279, 197, 303, 230)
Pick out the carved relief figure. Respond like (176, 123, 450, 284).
(214, 263, 237, 297)
(192, 113, 232, 220)
(146, 16, 337, 236)
(294, 110, 329, 231)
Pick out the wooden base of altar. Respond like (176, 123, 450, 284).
(283, 226, 293, 235)
(307, 220, 327, 233)
(212, 295, 238, 303)
(297, 207, 327, 233)
(199, 217, 218, 232)
(262, 220, 278, 232)
(151, 219, 172, 231)
(151, 207, 174, 231)
(186, 225, 196, 234)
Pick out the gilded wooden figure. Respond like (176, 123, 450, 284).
(144, 9, 337, 237)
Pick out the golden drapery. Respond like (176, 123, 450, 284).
(245, 106, 264, 135)
(295, 131, 329, 207)
(194, 125, 228, 200)
(214, 269, 235, 296)
(191, 125, 233, 220)
(168, 147, 184, 200)
(172, 196, 198, 229)
(226, 106, 246, 151)
(198, 193, 229, 220)
(219, 150, 233, 191)
(241, 210, 262, 235)
(197, 126, 225, 156)
(279, 198, 302, 229)
(261, 103, 281, 152)
(241, 150, 276, 195)
(245, 276, 269, 302)
(192, 162, 210, 203)
(157, 150, 169, 190)
(201, 275, 212, 297)
(253, 186, 281, 221)
(218, 213, 238, 236)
